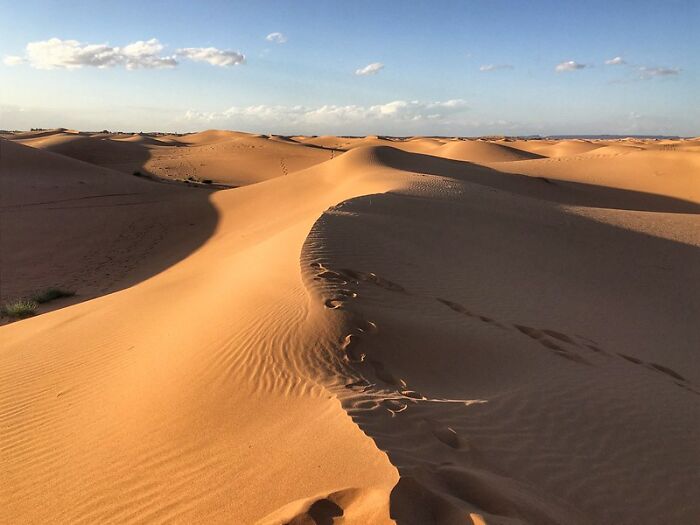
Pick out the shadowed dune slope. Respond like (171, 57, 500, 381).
(0, 139, 217, 317)
(1, 137, 698, 524)
(303, 145, 700, 524)
(14, 132, 152, 174)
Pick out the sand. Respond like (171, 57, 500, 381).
(1, 132, 699, 524)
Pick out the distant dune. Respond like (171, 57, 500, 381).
(1, 131, 698, 524)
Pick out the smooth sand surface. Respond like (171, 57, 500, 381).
(1, 132, 699, 524)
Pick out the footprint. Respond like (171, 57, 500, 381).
(345, 378, 371, 391)
(542, 329, 575, 344)
(356, 320, 379, 335)
(618, 354, 690, 385)
(401, 390, 426, 400)
(425, 420, 461, 449)
(436, 298, 474, 316)
(317, 270, 348, 284)
(305, 498, 344, 525)
(539, 339, 564, 351)
(515, 325, 544, 339)
(369, 360, 401, 386)
(618, 353, 643, 365)
(383, 399, 408, 414)
(324, 298, 345, 309)
(338, 269, 406, 292)
(585, 344, 605, 354)
(648, 362, 685, 382)
(341, 334, 365, 363)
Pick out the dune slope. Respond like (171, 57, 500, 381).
(13, 130, 336, 186)
(0, 139, 217, 316)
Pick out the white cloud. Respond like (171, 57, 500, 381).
(555, 60, 587, 72)
(9, 38, 177, 70)
(479, 64, 514, 72)
(3, 55, 26, 66)
(182, 99, 468, 133)
(177, 47, 246, 67)
(605, 56, 625, 65)
(120, 39, 178, 69)
(4, 38, 248, 70)
(639, 66, 680, 78)
(265, 32, 287, 44)
(355, 62, 384, 76)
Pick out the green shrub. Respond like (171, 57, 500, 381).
(1, 299, 38, 319)
(33, 288, 75, 304)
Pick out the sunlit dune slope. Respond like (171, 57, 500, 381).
(140, 132, 336, 185)
(434, 139, 545, 162)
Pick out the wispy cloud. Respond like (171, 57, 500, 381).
(638, 66, 681, 79)
(177, 47, 245, 67)
(355, 62, 384, 76)
(605, 56, 626, 65)
(3, 38, 177, 70)
(555, 60, 588, 72)
(3, 38, 246, 69)
(265, 32, 287, 44)
(183, 99, 468, 131)
(479, 64, 514, 72)
(2, 55, 26, 66)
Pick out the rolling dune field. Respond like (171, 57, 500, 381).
(1, 130, 698, 524)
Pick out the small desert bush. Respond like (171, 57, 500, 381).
(1, 299, 38, 319)
(33, 288, 75, 304)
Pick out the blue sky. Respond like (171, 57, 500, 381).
(1, 0, 697, 135)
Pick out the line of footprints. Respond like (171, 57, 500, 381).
(310, 261, 697, 399)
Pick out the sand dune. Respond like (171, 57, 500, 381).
(13, 132, 152, 173)
(509, 139, 601, 158)
(12, 130, 336, 186)
(110, 134, 170, 146)
(1, 133, 698, 524)
(434, 140, 544, 162)
(137, 132, 335, 185)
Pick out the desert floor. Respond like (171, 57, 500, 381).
(1, 129, 699, 524)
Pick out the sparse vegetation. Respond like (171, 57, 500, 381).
(33, 288, 75, 304)
(1, 299, 38, 319)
